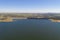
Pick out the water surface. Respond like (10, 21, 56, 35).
(0, 19, 60, 40)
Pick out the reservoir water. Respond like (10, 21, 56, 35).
(0, 19, 60, 40)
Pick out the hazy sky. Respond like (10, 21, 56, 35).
(0, 0, 60, 13)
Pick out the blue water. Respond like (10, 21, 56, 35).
(0, 19, 60, 40)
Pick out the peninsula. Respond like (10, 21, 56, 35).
(0, 13, 60, 22)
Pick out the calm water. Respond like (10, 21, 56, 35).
(0, 19, 60, 40)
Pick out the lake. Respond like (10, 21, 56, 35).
(0, 19, 60, 40)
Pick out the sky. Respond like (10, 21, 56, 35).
(0, 0, 60, 13)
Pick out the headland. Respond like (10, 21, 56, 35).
(0, 13, 60, 22)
